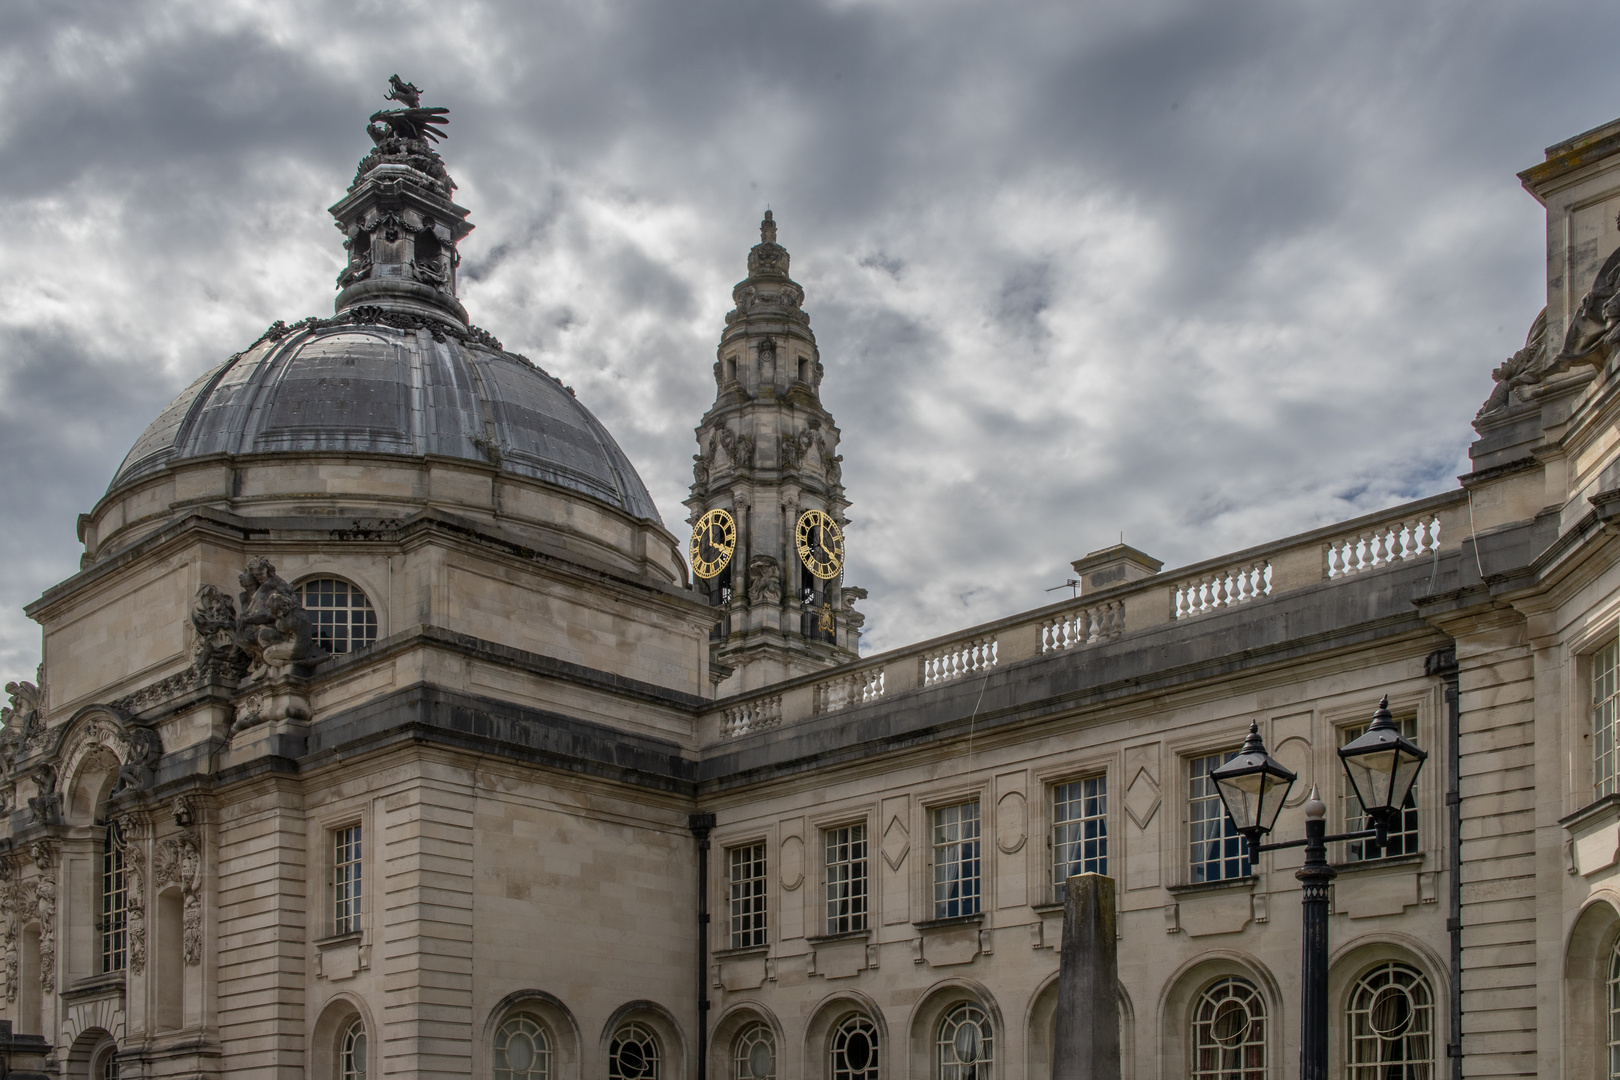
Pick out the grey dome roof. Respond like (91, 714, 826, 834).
(111, 322, 663, 524)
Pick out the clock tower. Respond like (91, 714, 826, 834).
(686, 212, 864, 695)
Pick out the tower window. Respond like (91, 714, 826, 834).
(297, 579, 378, 654)
(101, 819, 127, 973)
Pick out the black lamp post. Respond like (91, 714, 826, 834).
(1209, 696, 1426, 1080)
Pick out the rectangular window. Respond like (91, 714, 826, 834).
(728, 843, 768, 949)
(100, 821, 127, 973)
(1597, 640, 1620, 798)
(1052, 776, 1108, 898)
(931, 800, 982, 919)
(333, 824, 363, 936)
(824, 824, 869, 936)
(1341, 712, 1421, 860)
(1189, 751, 1251, 883)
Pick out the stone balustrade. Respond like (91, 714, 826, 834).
(1041, 599, 1125, 652)
(722, 695, 783, 738)
(813, 666, 887, 715)
(919, 636, 998, 687)
(1172, 561, 1272, 619)
(701, 489, 1471, 743)
(1325, 514, 1443, 578)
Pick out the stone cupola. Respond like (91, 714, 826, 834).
(328, 76, 474, 326)
(686, 212, 862, 694)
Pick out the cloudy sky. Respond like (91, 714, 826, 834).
(0, 0, 1613, 675)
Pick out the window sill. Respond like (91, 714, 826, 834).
(1560, 791, 1620, 829)
(1031, 901, 1065, 915)
(914, 913, 984, 931)
(1167, 876, 1256, 897)
(1331, 852, 1424, 874)
(314, 931, 364, 951)
(805, 929, 871, 946)
(711, 944, 769, 961)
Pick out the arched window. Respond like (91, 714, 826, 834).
(93, 1043, 119, 1080)
(829, 1014, 879, 1080)
(297, 579, 378, 654)
(1191, 976, 1266, 1079)
(494, 1015, 552, 1080)
(608, 1022, 660, 1080)
(1346, 961, 1434, 1079)
(937, 1003, 992, 1080)
(1610, 941, 1620, 1080)
(341, 1018, 368, 1080)
(100, 818, 127, 973)
(734, 1022, 775, 1080)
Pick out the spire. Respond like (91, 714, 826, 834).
(328, 77, 474, 326)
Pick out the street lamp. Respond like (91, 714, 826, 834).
(1209, 695, 1425, 1080)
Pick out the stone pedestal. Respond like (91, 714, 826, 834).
(1054, 873, 1120, 1080)
(0, 1019, 53, 1079)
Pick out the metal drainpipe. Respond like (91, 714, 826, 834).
(1427, 647, 1463, 1079)
(690, 813, 717, 1080)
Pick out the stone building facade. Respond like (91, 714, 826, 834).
(0, 84, 1618, 1080)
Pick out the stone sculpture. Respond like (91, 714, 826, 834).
(115, 726, 163, 793)
(1478, 308, 1548, 418)
(1053, 873, 1121, 1080)
(1558, 244, 1620, 368)
(191, 584, 246, 676)
(26, 767, 58, 826)
(233, 557, 322, 678)
(748, 556, 782, 605)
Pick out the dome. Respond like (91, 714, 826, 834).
(110, 318, 663, 524)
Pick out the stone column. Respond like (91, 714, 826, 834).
(1053, 873, 1120, 1080)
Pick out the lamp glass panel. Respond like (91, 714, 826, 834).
(1343, 747, 1398, 814)
(1389, 754, 1423, 813)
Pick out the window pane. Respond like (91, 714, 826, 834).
(734, 1022, 776, 1080)
(825, 824, 868, 936)
(101, 821, 127, 973)
(729, 843, 768, 949)
(1190, 753, 1250, 883)
(494, 1015, 553, 1080)
(1598, 641, 1620, 798)
(334, 825, 363, 935)
(1340, 714, 1420, 861)
(297, 579, 379, 655)
(1053, 776, 1108, 898)
(609, 1023, 661, 1080)
(932, 801, 981, 919)
(1346, 961, 1434, 1080)
(1191, 977, 1266, 1080)
(937, 1003, 993, 1080)
(830, 1015, 880, 1080)
(341, 1019, 368, 1080)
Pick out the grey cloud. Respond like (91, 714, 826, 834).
(0, 0, 1612, 668)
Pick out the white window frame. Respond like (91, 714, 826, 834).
(930, 800, 982, 919)
(727, 842, 768, 949)
(824, 822, 868, 936)
(1338, 711, 1421, 861)
(1188, 749, 1250, 884)
(1596, 638, 1620, 799)
(1051, 774, 1108, 899)
(332, 823, 363, 937)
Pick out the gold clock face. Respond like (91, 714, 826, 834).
(795, 509, 845, 579)
(689, 508, 738, 580)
